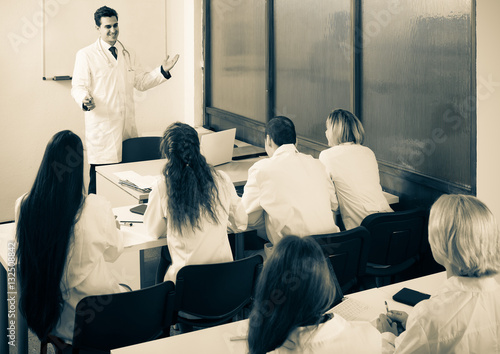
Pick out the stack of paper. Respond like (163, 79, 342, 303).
(114, 171, 157, 193)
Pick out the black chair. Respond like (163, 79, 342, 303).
(41, 281, 176, 354)
(173, 255, 263, 330)
(121, 136, 162, 163)
(361, 208, 428, 286)
(311, 226, 370, 294)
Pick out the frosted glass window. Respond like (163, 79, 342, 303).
(361, 0, 473, 187)
(210, 0, 267, 122)
(274, 0, 352, 143)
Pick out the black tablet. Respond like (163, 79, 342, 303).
(130, 204, 147, 215)
(392, 287, 431, 307)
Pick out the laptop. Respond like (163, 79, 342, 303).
(329, 266, 381, 322)
(200, 128, 236, 166)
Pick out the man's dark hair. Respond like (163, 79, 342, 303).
(265, 116, 296, 147)
(94, 6, 118, 27)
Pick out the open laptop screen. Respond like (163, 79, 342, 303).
(200, 128, 236, 166)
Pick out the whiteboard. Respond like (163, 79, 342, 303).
(43, 0, 166, 80)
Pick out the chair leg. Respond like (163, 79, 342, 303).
(178, 322, 194, 334)
(156, 246, 172, 284)
(46, 335, 70, 354)
(40, 339, 47, 354)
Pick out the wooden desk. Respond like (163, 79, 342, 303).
(111, 272, 446, 354)
(97, 157, 399, 214)
(96, 157, 264, 208)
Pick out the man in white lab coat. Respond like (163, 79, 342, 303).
(71, 6, 179, 194)
(241, 116, 340, 248)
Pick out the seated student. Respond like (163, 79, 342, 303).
(247, 235, 382, 353)
(319, 109, 392, 230)
(377, 194, 500, 353)
(144, 122, 247, 282)
(242, 116, 339, 247)
(15, 130, 126, 344)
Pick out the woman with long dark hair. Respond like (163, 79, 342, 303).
(248, 236, 381, 353)
(144, 122, 247, 282)
(16, 130, 126, 343)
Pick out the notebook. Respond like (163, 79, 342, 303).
(329, 267, 382, 322)
(200, 128, 236, 166)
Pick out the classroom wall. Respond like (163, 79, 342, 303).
(476, 0, 500, 219)
(0, 0, 203, 222)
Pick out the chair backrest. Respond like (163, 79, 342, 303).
(72, 281, 175, 352)
(311, 227, 370, 293)
(361, 208, 428, 268)
(121, 137, 162, 163)
(174, 255, 263, 326)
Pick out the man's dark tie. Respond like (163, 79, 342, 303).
(109, 46, 117, 60)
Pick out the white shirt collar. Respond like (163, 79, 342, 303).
(99, 37, 114, 50)
(272, 144, 298, 158)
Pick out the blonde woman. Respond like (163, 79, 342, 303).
(377, 194, 500, 353)
(319, 109, 392, 229)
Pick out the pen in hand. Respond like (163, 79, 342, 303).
(385, 301, 394, 325)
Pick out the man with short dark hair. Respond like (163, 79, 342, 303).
(71, 6, 179, 194)
(242, 116, 340, 246)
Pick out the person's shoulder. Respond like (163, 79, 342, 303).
(83, 194, 113, 214)
(319, 146, 337, 159)
(120, 41, 136, 54)
(358, 144, 376, 155)
(150, 175, 166, 193)
(249, 156, 271, 171)
(75, 42, 99, 62)
(215, 169, 231, 184)
(15, 193, 28, 209)
(77, 40, 98, 54)
(14, 193, 28, 221)
(297, 151, 324, 166)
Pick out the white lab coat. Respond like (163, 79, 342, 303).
(71, 38, 167, 164)
(319, 143, 392, 230)
(15, 194, 126, 343)
(242, 144, 339, 245)
(382, 275, 500, 353)
(271, 310, 382, 354)
(144, 171, 248, 283)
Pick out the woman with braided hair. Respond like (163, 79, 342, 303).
(144, 122, 248, 282)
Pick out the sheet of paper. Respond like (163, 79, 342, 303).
(114, 171, 157, 190)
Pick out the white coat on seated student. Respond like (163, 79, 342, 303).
(248, 236, 382, 354)
(319, 109, 392, 230)
(15, 130, 126, 345)
(377, 194, 500, 353)
(242, 116, 339, 246)
(144, 122, 248, 283)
